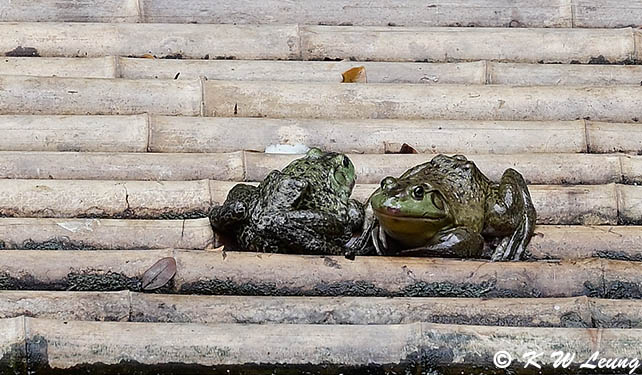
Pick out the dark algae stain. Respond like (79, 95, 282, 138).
(20, 238, 99, 251)
(5, 46, 39, 57)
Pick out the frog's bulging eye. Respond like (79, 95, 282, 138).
(381, 176, 397, 190)
(431, 192, 445, 210)
(412, 186, 425, 200)
(342, 156, 350, 168)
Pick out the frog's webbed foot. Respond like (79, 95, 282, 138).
(398, 227, 484, 258)
(487, 168, 537, 262)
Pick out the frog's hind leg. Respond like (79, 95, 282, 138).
(261, 210, 349, 256)
(397, 227, 484, 258)
(486, 168, 537, 261)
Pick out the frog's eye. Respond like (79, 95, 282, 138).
(381, 176, 397, 190)
(342, 156, 350, 168)
(411, 185, 425, 200)
(431, 191, 445, 210)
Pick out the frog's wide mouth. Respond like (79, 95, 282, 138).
(373, 207, 448, 221)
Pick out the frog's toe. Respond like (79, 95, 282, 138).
(491, 225, 529, 261)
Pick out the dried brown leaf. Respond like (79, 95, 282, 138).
(141, 257, 176, 291)
(341, 66, 367, 83)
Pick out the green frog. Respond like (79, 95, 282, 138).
(349, 154, 536, 261)
(210, 148, 364, 256)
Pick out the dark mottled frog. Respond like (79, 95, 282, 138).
(349, 154, 536, 261)
(210, 148, 364, 256)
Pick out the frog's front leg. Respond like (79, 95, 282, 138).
(396, 227, 484, 258)
(209, 184, 256, 232)
(485, 168, 537, 261)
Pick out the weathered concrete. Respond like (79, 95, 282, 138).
(204, 81, 642, 122)
(119, 58, 487, 83)
(0, 22, 300, 59)
(172, 251, 607, 298)
(0, 218, 213, 250)
(528, 225, 642, 261)
(590, 299, 642, 328)
(300, 26, 635, 63)
(622, 156, 642, 185)
(0, 316, 25, 373)
(0, 151, 628, 184)
(617, 185, 642, 224)
(0, 291, 129, 321)
(139, 0, 573, 27)
(0, 152, 244, 181)
(0, 76, 201, 116)
(0, 114, 148, 152)
(150, 116, 587, 154)
(527, 184, 619, 225)
(0, 249, 640, 299)
(0, 249, 610, 298)
(588, 121, 642, 154)
(0, 180, 211, 219)
(489, 62, 642, 86)
(573, 0, 642, 28)
(0, 316, 626, 372)
(0, 0, 139, 22)
(245, 153, 622, 185)
(0, 56, 117, 78)
(130, 294, 590, 327)
(0, 291, 635, 329)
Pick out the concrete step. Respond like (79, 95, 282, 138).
(0, 291, 639, 328)
(204, 81, 642, 122)
(3, 115, 640, 155)
(1, 0, 640, 28)
(3, 76, 642, 122)
(0, 114, 148, 152)
(1, 217, 641, 260)
(1, 23, 639, 62)
(0, 179, 637, 225)
(5, 58, 642, 86)
(0, 151, 637, 185)
(0, 250, 640, 299)
(0, 316, 640, 372)
(148, 116, 639, 155)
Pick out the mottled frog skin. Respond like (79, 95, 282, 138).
(349, 154, 536, 261)
(210, 148, 364, 256)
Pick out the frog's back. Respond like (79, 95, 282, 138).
(423, 155, 490, 229)
(281, 155, 348, 212)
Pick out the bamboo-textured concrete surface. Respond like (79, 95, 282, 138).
(2, 0, 641, 28)
(204, 81, 642, 122)
(4, 76, 642, 120)
(6, 57, 642, 87)
(1, 23, 639, 62)
(0, 218, 213, 250)
(1, 217, 641, 261)
(2, 114, 641, 154)
(0, 151, 635, 185)
(0, 179, 637, 225)
(0, 291, 640, 328)
(0, 316, 634, 372)
(1, 250, 642, 299)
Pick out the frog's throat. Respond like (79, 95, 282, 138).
(372, 208, 453, 247)
(372, 207, 448, 220)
